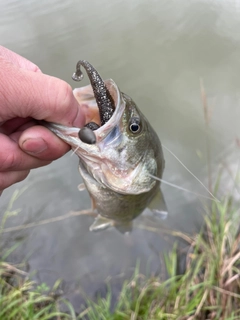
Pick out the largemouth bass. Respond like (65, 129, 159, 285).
(44, 60, 167, 232)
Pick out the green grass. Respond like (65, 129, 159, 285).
(1, 189, 240, 319)
(0, 264, 76, 320)
(83, 197, 240, 320)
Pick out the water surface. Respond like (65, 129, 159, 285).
(1, 0, 240, 310)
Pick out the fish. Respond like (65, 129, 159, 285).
(44, 60, 167, 232)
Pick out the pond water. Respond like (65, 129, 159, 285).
(1, 0, 240, 311)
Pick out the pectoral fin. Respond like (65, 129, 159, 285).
(89, 215, 114, 231)
(78, 183, 86, 191)
(148, 188, 168, 220)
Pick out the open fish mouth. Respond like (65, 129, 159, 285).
(73, 78, 124, 142)
(70, 59, 124, 145)
(43, 60, 125, 149)
(44, 78, 124, 149)
(72, 60, 115, 129)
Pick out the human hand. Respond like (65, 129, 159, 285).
(0, 46, 85, 192)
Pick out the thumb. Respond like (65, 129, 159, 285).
(0, 57, 85, 127)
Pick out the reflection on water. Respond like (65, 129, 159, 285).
(1, 0, 240, 309)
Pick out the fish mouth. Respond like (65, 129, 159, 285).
(74, 79, 124, 141)
(44, 79, 124, 150)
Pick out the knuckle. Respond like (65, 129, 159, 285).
(17, 170, 29, 182)
(46, 78, 74, 121)
(31, 63, 41, 73)
(56, 82, 73, 110)
(0, 152, 21, 171)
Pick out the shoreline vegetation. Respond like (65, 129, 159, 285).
(0, 186, 240, 319)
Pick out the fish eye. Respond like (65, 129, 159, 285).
(129, 117, 141, 134)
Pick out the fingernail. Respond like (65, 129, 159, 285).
(22, 138, 48, 155)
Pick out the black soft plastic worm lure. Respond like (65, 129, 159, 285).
(72, 60, 115, 144)
(72, 60, 115, 128)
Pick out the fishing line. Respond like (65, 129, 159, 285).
(149, 175, 220, 202)
(71, 146, 80, 156)
(161, 144, 220, 202)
